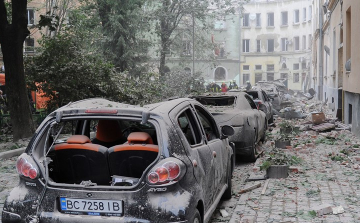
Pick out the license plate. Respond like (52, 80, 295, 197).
(60, 198, 123, 216)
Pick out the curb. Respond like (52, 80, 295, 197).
(0, 147, 26, 160)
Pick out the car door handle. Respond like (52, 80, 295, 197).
(213, 151, 217, 158)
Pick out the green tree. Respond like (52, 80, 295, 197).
(25, 33, 119, 110)
(96, 0, 150, 77)
(153, 0, 246, 76)
(0, 0, 35, 141)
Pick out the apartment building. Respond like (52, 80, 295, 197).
(240, 0, 313, 91)
(313, 0, 360, 136)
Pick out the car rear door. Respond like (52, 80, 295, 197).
(169, 103, 215, 209)
(192, 104, 227, 199)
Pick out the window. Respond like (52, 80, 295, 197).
(302, 62, 307, 69)
(255, 73, 262, 83)
(281, 11, 288, 26)
(24, 38, 35, 52)
(303, 8, 306, 22)
(267, 39, 274, 52)
(302, 35, 306, 50)
(195, 106, 219, 141)
(256, 13, 261, 27)
(255, 65, 262, 70)
(281, 73, 288, 79)
(309, 34, 312, 49)
(349, 104, 352, 124)
(267, 13, 274, 26)
(293, 63, 299, 70)
(293, 73, 299, 82)
(243, 39, 250, 52)
(294, 9, 300, 24)
(309, 6, 312, 21)
(214, 42, 225, 57)
(294, 36, 300, 51)
(243, 13, 250, 27)
(281, 38, 288, 51)
(243, 73, 250, 84)
(267, 73, 274, 81)
(177, 109, 202, 145)
(184, 67, 192, 75)
(244, 95, 257, 109)
(243, 65, 250, 70)
(256, 40, 261, 52)
(214, 67, 226, 80)
(27, 9, 35, 25)
(182, 40, 191, 56)
(267, 64, 274, 71)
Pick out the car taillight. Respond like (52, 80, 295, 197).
(16, 157, 26, 174)
(147, 161, 181, 185)
(16, 157, 39, 179)
(163, 161, 180, 180)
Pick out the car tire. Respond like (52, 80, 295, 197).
(248, 136, 257, 162)
(260, 121, 267, 143)
(222, 162, 232, 200)
(191, 209, 202, 223)
(269, 116, 274, 124)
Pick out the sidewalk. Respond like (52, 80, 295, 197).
(229, 129, 360, 223)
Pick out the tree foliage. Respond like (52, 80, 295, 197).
(96, 0, 150, 76)
(25, 33, 120, 110)
(152, 0, 247, 76)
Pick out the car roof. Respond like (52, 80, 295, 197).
(51, 97, 194, 118)
(191, 92, 248, 98)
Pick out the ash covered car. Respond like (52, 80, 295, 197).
(2, 98, 234, 223)
(191, 92, 267, 161)
(246, 88, 274, 124)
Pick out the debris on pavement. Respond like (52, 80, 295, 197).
(238, 183, 262, 194)
(332, 206, 345, 215)
(220, 209, 230, 217)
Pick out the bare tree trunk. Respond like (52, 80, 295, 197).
(0, 0, 35, 141)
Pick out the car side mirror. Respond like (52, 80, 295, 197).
(221, 125, 234, 138)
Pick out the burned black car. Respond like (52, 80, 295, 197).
(191, 92, 267, 162)
(2, 98, 234, 223)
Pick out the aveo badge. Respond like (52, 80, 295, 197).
(148, 188, 167, 192)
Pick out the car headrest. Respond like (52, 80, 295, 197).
(96, 120, 122, 142)
(67, 135, 91, 144)
(128, 132, 153, 144)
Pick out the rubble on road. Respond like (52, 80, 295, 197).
(230, 103, 360, 223)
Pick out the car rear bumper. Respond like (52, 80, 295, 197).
(2, 210, 188, 223)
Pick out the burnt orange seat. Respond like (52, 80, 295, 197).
(108, 132, 159, 178)
(92, 120, 126, 147)
(53, 135, 111, 185)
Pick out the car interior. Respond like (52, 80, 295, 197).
(44, 118, 159, 186)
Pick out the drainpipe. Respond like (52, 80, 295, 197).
(318, 0, 324, 101)
(239, 10, 242, 86)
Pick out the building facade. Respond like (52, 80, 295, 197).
(313, 0, 360, 136)
(241, 0, 313, 91)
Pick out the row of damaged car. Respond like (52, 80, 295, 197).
(3, 98, 237, 223)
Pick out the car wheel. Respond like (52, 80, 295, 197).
(191, 209, 202, 223)
(248, 135, 257, 162)
(222, 163, 232, 200)
(269, 116, 274, 124)
(261, 121, 267, 143)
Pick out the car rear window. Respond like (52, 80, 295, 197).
(247, 91, 259, 100)
(195, 97, 235, 106)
